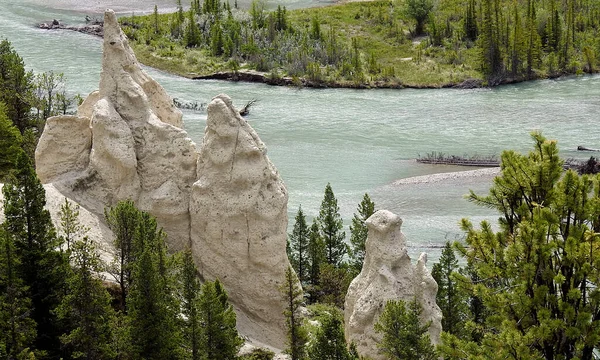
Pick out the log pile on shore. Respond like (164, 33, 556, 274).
(416, 152, 500, 167)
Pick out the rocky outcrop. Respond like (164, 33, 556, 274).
(190, 94, 289, 349)
(344, 210, 442, 360)
(34, 9, 291, 349)
(36, 9, 196, 251)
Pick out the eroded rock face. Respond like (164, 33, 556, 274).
(344, 210, 442, 360)
(36, 9, 197, 251)
(34, 9, 292, 350)
(190, 94, 290, 349)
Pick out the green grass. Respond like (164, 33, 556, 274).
(121, 1, 483, 87)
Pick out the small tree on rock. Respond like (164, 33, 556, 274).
(317, 183, 346, 267)
(374, 299, 437, 360)
(281, 266, 307, 360)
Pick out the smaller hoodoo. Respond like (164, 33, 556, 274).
(344, 210, 442, 360)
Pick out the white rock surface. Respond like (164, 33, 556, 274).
(344, 210, 442, 360)
(36, 9, 197, 251)
(190, 94, 291, 349)
(34, 9, 292, 350)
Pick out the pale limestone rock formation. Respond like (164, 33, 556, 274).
(344, 210, 442, 360)
(34, 9, 292, 350)
(35, 9, 197, 251)
(190, 94, 290, 349)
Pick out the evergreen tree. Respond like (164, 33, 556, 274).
(317, 263, 352, 309)
(181, 249, 201, 360)
(306, 220, 325, 304)
(0, 102, 22, 179)
(0, 39, 34, 134)
(58, 198, 87, 251)
(127, 211, 182, 360)
(404, 0, 433, 36)
(3, 151, 68, 358)
(0, 225, 36, 360)
(317, 183, 346, 267)
(307, 310, 350, 360)
(479, 0, 503, 83)
(374, 299, 436, 360)
(288, 206, 310, 286)
(281, 266, 307, 360)
(105, 200, 141, 312)
(198, 279, 243, 360)
(185, 9, 201, 47)
(431, 242, 468, 337)
(441, 133, 600, 359)
(56, 236, 116, 360)
(348, 193, 375, 274)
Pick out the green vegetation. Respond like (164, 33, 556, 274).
(348, 193, 375, 274)
(120, 0, 600, 87)
(438, 133, 600, 359)
(374, 299, 437, 360)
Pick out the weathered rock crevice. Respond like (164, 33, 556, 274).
(35, 9, 291, 350)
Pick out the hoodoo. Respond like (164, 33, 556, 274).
(35, 9, 291, 349)
(344, 210, 442, 360)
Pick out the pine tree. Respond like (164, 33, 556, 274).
(198, 279, 243, 360)
(289, 206, 310, 286)
(56, 236, 116, 360)
(181, 249, 201, 360)
(431, 242, 468, 337)
(281, 266, 307, 360)
(127, 211, 182, 360)
(105, 200, 141, 312)
(441, 133, 600, 359)
(0, 39, 34, 134)
(349, 193, 375, 274)
(3, 151, 68, 358)
(0, 102, 22, 179)
(307, 310, 350, 360)
(306, 220, 325, 304)
(479, 0, 503, 83)
(374, 299, 437, 360)
(185, 9, 201, 47)
(58, 198, 87, 251)
(317, 183, 346, 267)
(0, 225, 36, 359)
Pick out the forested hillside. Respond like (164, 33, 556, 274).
(120, 0, 600, 87)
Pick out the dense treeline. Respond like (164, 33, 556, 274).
(0, 39, 81, 169)
(121, 0, 600, 87)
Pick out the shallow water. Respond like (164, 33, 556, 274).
(2, 0, 600, 262)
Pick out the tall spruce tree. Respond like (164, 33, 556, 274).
(3, 151, 68, 358)
(181, 249, 201, 360)
(431, 242, 468, 337)
(198, 279, 243, 360)
(56, 236, 116, 360)
(127, 210, 182, 360)
(306, 220, 325, 304)
(281, 266, 307, 360)
(289, 206, 310, 285)
(0, 225, 36, 359)
(348, 193, 375, 274)
(105, 200, 141, 312)
(317, 183, 346, 267)
(0, 102, 22, 179)
(0, 39, 34, 134)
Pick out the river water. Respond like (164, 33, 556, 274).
(2, 0, 600, 262)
